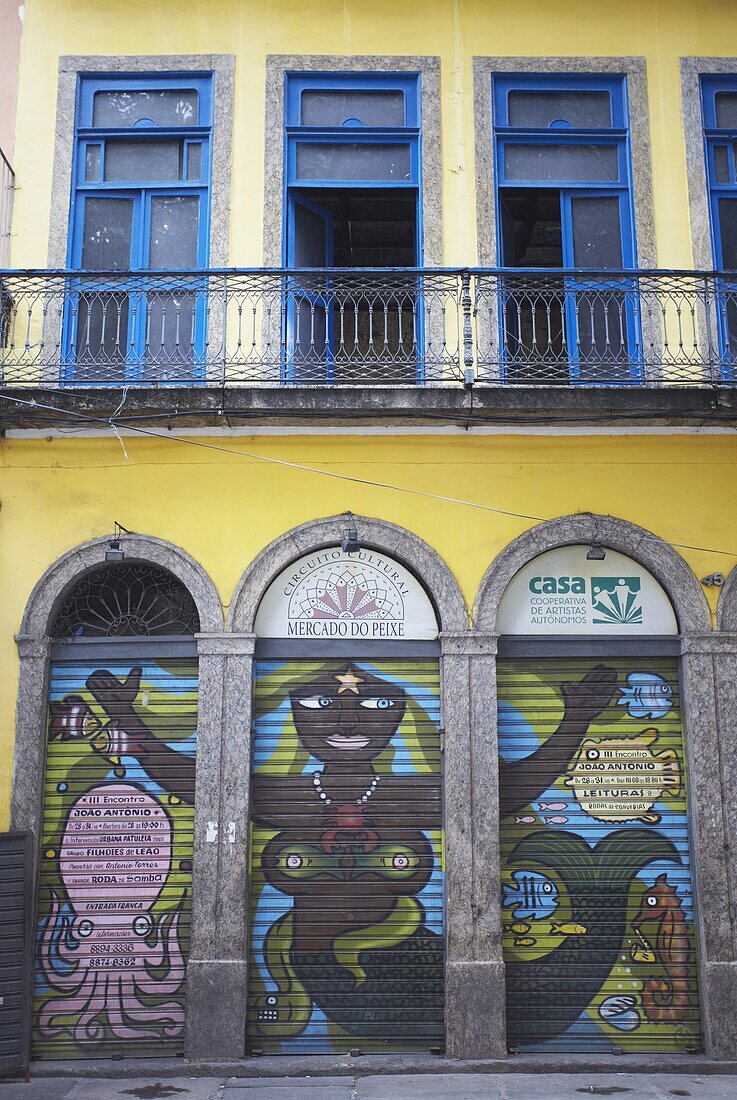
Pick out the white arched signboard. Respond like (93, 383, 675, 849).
(255, 546, 438, 640)
(497, 546, 678, 635)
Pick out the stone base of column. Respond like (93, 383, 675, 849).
(702, 960, 737, 1059)
(445, 959, 507, 1059)
(185, 959, 247, 1061)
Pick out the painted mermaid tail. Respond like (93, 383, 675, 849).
(504, 828, 681, 1045)
(252, 911, 312, 1039)
(294, 929, 444, 1039)
(294, 896, 442, 1040)
(255, 898, 443, 1042)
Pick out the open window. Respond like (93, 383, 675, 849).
(701, 76, 737, 377)
(284, 73, 422, 383)
(493, 75, 640, 383)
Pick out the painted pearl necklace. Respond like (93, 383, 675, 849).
(312, 770, 380, 807)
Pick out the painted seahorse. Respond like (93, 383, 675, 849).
(632, 874, 691, 1024)
(504, 828, 681, 1045)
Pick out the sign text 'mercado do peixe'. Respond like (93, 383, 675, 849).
(254, 547, 439, 640)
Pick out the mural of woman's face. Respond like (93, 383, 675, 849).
(289, 665, 406, 764)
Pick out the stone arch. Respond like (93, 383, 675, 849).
(227, 514, 480, 1058)
(473, 513, 710, 634)
(11, 535, 224, 1059)
(472, 514, 737, 1060)
(11, 533, 222, 832)
(19, 532, 223, 640)
(228, 513, 467, 633)
(716, 565, 737, 631)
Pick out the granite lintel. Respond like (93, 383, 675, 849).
(440, 631, 499, 656)
(195, 633, 257, 656)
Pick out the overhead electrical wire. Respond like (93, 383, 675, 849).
(0, 390, 735, 559)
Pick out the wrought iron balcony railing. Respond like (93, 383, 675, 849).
(0, 268, 735, 388)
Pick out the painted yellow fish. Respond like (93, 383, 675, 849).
(550, 922, 588, 936)
(631, 935, 656, 964)
(513, 937, 537, 947)
(504, 922, 531, 935)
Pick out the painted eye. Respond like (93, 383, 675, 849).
(542, 882, 554, 894)
(359, 697, 394, 710)
(646, 894, 658, 907)
(286, 854, 303, 869)
(77, 919, 93, 937)
(298, 696, 333, 709)
(133, 914, 152, 936)
(392, 854, 409, 869)
(266, 996, 277, 1005)
(586, 748, 600, 760)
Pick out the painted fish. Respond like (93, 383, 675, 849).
(513, 937, 537, 947)
(631, 934, 656, 964)
(503, 922, 532, 935)
(502, 869, 559, 920)
(617, 672, 674, 720)
(598, 995, 641, 1032)
(545, 816, 568, 825)
(515, 815, 536, 824)
(537, 802, 567, 811)
(550, 922, 588, 936)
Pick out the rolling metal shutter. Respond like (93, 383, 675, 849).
(32, 655, 197, 1059)
(247, 654, 444, 1054)
(498, 656, 701, 1053)
(0, 832, 32, 1076)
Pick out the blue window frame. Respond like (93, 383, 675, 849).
(65, 74, 213, 384)
(701, 75, 737, 375)
(492, 74, 640, 383)
(283, 72, 423, 383)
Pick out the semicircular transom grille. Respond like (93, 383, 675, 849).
(51, 562, 200, 639)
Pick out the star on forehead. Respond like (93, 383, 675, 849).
(335, 669, 364, 694)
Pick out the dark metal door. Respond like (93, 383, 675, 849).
(247, 655, 444, 1053)
(0, 832, 32, 1077)
(32, 656, 198, 1059)
(498, 657, 701, 1053)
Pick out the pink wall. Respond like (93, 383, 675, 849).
(0, 1, 23, 161)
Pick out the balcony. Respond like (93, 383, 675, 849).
(1, 268, 736, 428)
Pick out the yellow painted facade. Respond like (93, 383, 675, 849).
(3, 0, 737, 818)
(4, 0, 737, 1065)
(8, 0, 737, 271)
(2, 1, 736, 809)
(2, 431, 735, 824)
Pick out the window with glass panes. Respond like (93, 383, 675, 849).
(701, 76, 737, 371)
(492, 74, 639, 383)
(65, 75, 212, 383)
(282, 72, 422, 382)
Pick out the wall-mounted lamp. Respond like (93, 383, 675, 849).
(105, 521, 132, 563)
(701, 573, 725, 587)
(105, 539, 125, 563)
(586, 542, 607, 561)
(341, 513, 361, 555)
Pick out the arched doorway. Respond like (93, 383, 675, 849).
(30, 560, 201, 1059)
(245, 542, 445, 1053)
(494, 543, 702, 1053)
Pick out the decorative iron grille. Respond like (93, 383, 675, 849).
(1, 267, 736, 386)
(51, 562, 200, 639)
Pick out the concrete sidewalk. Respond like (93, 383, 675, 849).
(2, 1073, 737, 1100)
